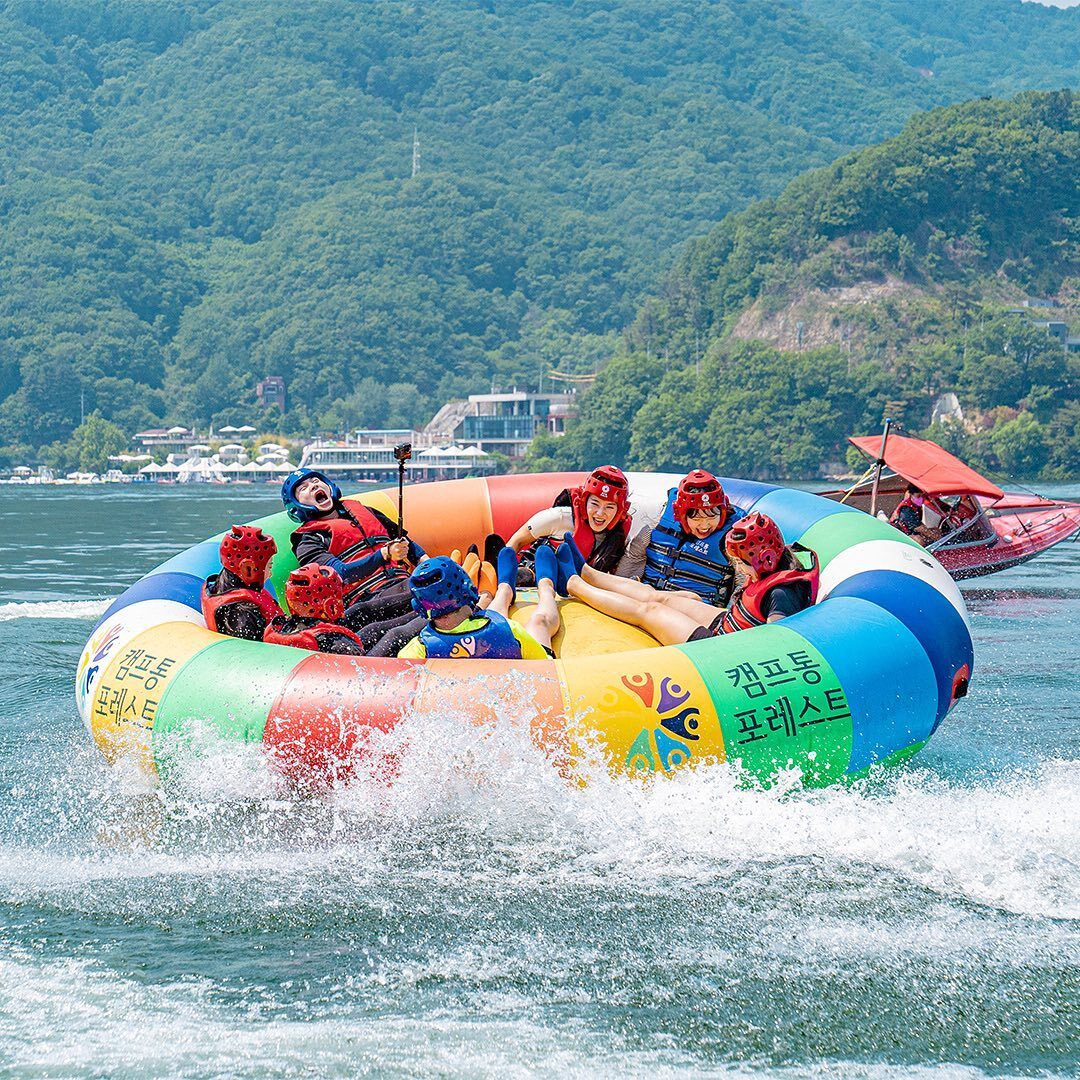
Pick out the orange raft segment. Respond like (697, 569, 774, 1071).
(346, 473, 588, 555)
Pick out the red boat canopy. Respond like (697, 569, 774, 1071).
(849, 434, 1004, 501)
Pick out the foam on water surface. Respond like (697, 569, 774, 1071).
(0, 598, 109, 622)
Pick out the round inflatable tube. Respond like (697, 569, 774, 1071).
(76, 473, 973, 787)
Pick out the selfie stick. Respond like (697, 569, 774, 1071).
(394, 442, 412, 540)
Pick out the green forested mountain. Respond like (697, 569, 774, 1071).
(540, 90, 1079, 480)
(0, 0, 1078, 462)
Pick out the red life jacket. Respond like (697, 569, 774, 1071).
(716, 550, 819, 635)
(293, 503, 407, 604)
(263, 616, 364, 652)
(566, 487, 632, 566)
(201, 578, 282, 634)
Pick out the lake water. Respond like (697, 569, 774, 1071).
(1, 484, 1078, 1077)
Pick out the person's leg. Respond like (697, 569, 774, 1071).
(523, 545, 561, 649)
(366, 614, 426, 657)
(562, 541, 717, 619)
(486, 546, 519, 616)
(525, 576, 560, 650)
(566, 572, 698, 647)
(342, 579, 413, 629)
(357, 609, 418, 651)
(487, 583, 515, 617)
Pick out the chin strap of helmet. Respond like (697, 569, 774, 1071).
(281, 468, 343, 523)
(724, 512, 786, 575)
(672, 469, 730, 531)
(576, 464, 630, 527)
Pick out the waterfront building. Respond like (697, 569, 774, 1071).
(452, 390, 576, 458)
(299, 429, 493, 482)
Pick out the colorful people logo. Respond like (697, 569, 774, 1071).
(620, 672, 701, 774)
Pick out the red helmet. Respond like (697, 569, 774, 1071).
(285, 564, 345, 621)
(219, 525, 277, 587)
(579, 465, 630, 524)
(672, 470, 730, 531)
(725, 513, 786, 575)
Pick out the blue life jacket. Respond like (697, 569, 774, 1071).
(418, 608, 522, 660)
(642, 490, 744, 606)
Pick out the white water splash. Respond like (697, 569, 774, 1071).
(7, 672, 1078, 925)
(0, 598, 108, 622)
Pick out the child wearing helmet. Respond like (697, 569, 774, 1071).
(202, 525, 284, 641)
(557, 512, 817, 646)
(281, 468, 425, 629)
(502, 465, 633, 582)
(263, 564, 366, 655)
(397, 545, 561, 661)
(619, 469, 744, 606)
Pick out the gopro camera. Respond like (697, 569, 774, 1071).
(393, 442, 413, 463)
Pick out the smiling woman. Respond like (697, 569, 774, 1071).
(75, 472, 974, 789)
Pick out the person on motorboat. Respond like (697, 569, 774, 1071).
(557, 512, 818, 646)
(263, 564, 366, 655)
(281, 468, 425, 628)
(398, 546, 561, 660)
(890, 484, 953, 546)
(202, 525, 283, 641)
(498, 465, 633, 584)
(617, 469, 744, 607)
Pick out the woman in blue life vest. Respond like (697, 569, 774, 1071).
(281, 468, 425, 634)
(619, 470, 743, 606)
(398, 546, 561, 661)
(556, 512, 818, 647)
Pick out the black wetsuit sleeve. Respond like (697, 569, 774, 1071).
(313, 631, 365, 655)
(292, 527, 334, 566)
(762, 582, 808, 620)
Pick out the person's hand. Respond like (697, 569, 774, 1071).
(385, 538, 410, 563)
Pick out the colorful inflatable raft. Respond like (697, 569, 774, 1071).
(76, 473, 973, 787)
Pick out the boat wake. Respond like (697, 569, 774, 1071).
(0, 599, 109, 622)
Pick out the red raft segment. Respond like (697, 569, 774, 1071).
(483, 473, 587, 541)
(263, 654, 423, 788)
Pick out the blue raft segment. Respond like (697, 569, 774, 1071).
(750, 487, 860, 539)
(94, 570, 205, 631)
(786, 597, 940, 773)
(149, 538, 223, 581)
(827, 570, 974, 726)
(715, 477, 778, 512)
(93, 539, 285, 635)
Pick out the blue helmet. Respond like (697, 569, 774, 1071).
(281, 468, 342, 523)
(409, 556, 479, 618)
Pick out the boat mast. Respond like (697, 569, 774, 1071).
(869, 417, 892, 518)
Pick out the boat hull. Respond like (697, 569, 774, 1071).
(934, 498, 1080, 579)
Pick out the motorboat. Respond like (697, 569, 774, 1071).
(819, 430, 1080, 579)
